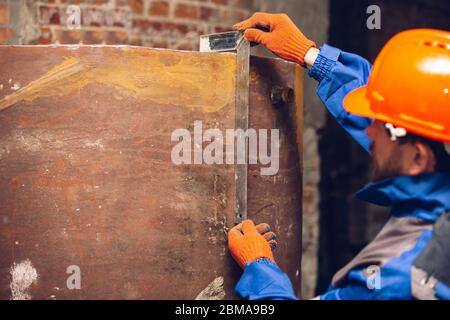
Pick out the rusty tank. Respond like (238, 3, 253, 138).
(0, 45, 303, 299)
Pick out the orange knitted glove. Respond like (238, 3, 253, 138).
(228, 220, 275, 269)
(233, 13, 316, 66)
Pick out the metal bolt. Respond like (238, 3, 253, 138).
(270, 86, 294, 106)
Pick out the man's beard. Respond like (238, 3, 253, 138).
(370, 149, 404, 182)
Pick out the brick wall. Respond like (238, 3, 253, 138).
(1, 0, 255, 49)
(0, 0, 11, 43)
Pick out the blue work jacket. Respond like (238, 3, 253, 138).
(235, 45, 450, 300)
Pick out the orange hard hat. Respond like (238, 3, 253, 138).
(343, 29, 450, 143)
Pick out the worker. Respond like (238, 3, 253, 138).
(228, 13, 450, 300)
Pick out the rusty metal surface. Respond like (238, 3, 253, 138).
(0, 46, 302, 300)
(248, 57, 303, 297)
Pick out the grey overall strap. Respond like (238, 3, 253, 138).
(412, 212, 450, 299)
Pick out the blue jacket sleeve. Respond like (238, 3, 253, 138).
(309, 44, 373, 152)
(319, 268, 378, 300)
(436, 281, 450, 300)
(235, 259, 297, 300)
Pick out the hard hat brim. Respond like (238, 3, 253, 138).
(343, 86, 379, 120)
(343, 85, 450, 143)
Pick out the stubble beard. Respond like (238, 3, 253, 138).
(370, 150, 404, 182)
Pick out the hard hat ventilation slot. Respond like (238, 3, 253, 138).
(421, 41, 449, 51)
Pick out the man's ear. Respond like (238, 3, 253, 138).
(407, 141, 435, 175)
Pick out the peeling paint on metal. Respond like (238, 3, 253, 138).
(195, 276, 226, 300)
(10, 259, 38, 300)
(84, 139, 104, 150)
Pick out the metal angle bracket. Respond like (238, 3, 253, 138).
(234, 37, 250, 224)
(199, 31, 250, 224)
